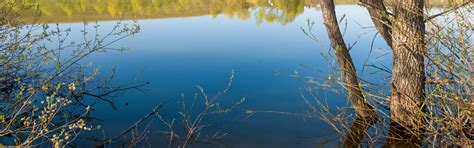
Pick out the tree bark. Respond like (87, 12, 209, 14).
(320, 0, 377, 120)
(387, 0, 426, 146)
(320, 0, 378, 146)
(360, 0, 393, 47)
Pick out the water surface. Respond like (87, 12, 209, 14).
(21, 0, 406, 147)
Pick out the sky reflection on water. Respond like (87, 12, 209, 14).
(40, 4, 392, 147)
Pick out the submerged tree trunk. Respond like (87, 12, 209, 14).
(320, 0, 378, 146)
(388, 0, 426, 146)
(344, 117, 377, 147)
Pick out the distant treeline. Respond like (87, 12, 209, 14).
(3, 0, 456, 23)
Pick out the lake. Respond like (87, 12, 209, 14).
(13, 0, 449, 147)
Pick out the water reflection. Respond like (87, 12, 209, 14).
(15, 0, 316, 24)
(1, 0, 463, 147)
(9, 0, 453, 24)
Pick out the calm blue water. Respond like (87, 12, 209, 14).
(53, 5, 391, 147)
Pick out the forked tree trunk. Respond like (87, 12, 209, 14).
(320, 0, 378, 146)
(388, 0, 426, 146)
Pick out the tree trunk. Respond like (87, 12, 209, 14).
(320, 0, 377, 120)
(360, 0, 392, 47)
(388, 0, 426, 146)
(320, 1, 378, 146)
